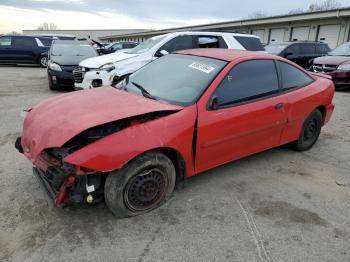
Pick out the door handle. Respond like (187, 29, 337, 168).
(275, 103, 284, 110)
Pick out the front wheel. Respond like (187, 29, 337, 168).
(40, 56, 48, 67)
(105, 151, 176, 218)
(292, 109, 323, 151)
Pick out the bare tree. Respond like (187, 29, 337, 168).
(308, 0, 341, 12)
(10, 31, 20, 35)
(37, 22, 58, 30)
(288, 8, 304, 15)
(247, 11, 268, 19)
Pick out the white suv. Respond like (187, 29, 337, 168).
(73, 31, 265, 90)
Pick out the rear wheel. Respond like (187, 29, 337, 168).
(292, 109, 323, 151)
(105, 151, 176, 218)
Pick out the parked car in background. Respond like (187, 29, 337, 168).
(47, 40, 98, 90)
(98, 41, 139, 55)
(312, 42, 350, 90)
(33, 34, 76, 40)
(16, 49, 334, 217)
(0, 35, 52, 67)
(73, 31, 265, 90)
(265, 41, 330, 69)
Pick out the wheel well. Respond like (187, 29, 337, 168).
(316, 105, 326, 123)
(154, 147, 186, 185)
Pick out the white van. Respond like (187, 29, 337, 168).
(73, 31, 265, 90)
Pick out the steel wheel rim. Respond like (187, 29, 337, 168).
(124, 168, 166, 212)
(41, 57, 48, 67)
(303, 118, 318, 141)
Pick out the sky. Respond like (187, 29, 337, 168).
(0, 0, 349, 34)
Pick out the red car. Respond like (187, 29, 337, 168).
(15, 49, 335, 218)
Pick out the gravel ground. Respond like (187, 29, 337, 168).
(0, 65, 350, 262)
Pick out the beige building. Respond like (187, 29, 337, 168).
(22, 29, 147, 42)
(100, 8, 350, 49)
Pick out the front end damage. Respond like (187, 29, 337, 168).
(16, 137, 105, 206)
(15, 110, 179, 207)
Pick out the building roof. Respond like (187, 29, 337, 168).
(100, 7, 350, 40)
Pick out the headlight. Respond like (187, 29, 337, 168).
(337, 64, 350, 71)
(99, 63, 115, 72)
(48, 62, 62, 71)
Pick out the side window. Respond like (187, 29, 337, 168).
(111, 43, 123, 50)
(316, 44, 330, 54)
(215, 60, 279, 106)
(123, 43, 136, 49)
(39, 38, 53, 47)
(14, 37, 37, 47)
(233, 36, 265, 51)
(278, 61, 314, 90)
(284, 44, 299, 55)
(300, 44, 315, 54)
(0, 36, 12, 46)
(196, 36, 228, 48)
(158, 35, 193, 53)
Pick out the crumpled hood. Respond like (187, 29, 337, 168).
(313, 56, 350, 66)
(21, 87, 182, 161)
(79, 52, 139, 68)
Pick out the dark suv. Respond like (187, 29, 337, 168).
(0, 35, 52, 67)
(265, 41, 330, 68)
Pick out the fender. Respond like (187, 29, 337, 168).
(63, 105, 198, 177)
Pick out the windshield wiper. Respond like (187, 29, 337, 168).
(131, 81, 157, 100)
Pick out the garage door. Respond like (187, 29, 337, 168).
(291, 27, 310, 41)
(252, 29, 265, 43)
(317, 24, 341, 49)
(269, 28, 285, 43)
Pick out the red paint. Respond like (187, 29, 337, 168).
(21, 49, 335, 180)
(55, 176, 76, 206)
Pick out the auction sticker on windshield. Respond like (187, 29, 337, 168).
(189, 62, 215, 74)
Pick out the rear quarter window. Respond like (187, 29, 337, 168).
(233, 36, 265, 51)
(278, 61, 314, 90)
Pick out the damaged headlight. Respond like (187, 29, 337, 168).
(99, 63, 115, 72)
(48, 61, 62, 71)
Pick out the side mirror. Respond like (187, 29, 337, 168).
(208, 96, 219, 110)
(155, 49, 169, 57)
(284, 52, 293, 58)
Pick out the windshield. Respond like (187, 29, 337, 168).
(51, 43, 97, 56)
(265, 44, 288, 54)
(126, 35, 167, 54)
(119, 54, 227, 106)
(329, 42, 350, 56)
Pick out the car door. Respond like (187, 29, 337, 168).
(13, 36, 38, 63)
(195, 59, 288, 173)
(0, 36, 15, 62)
(282, 44, 300, 65)
(299, 43, 316, 68)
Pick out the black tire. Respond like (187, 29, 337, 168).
(105, 151, 176, 218)
(292, 109, 323, 151)
(39, 56, 48, 67)
(48, 73, 58, 90)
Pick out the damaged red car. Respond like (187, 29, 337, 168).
(15, 49, 335, 218)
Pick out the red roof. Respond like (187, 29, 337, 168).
(176, 48, 275, 61)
